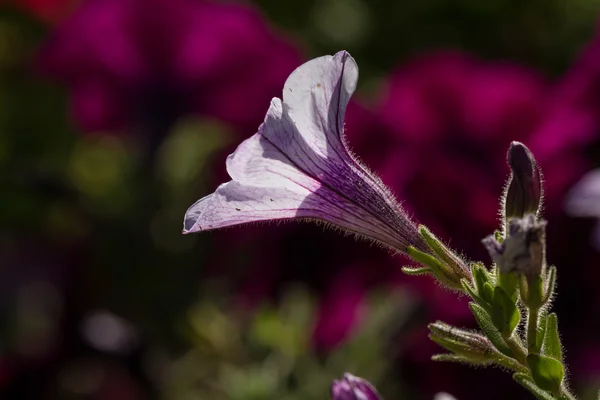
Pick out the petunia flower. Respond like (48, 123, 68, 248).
(330, 373, 382, 400)
(183, 51, 427, 255)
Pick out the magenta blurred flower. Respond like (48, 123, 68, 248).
(313, 266, 365, 350)
(37, 0, 300, 134)
(373, 51, 590, 258)
(183, 51, 426, 254)
(331, 373, 382, 400)
(528, 20, 600, 161)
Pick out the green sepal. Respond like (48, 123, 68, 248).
(491, 286, 520, 336)
(407, 246, 461, 290)
(473, 263, 491, 288)
(499, 271, 520, 302)
(432, 353, 492, 366)
(524, 275, 544, 310)
(543, 313, 562, 361)
(469, 303, 512, 357)
(401, 266, 432, 276)
(542, 266, 557, 305)
(419, 226, 470, 281)
(536, 311, 548, 354)
(527, 353, 565, 394)
(472, 264, 494, 304)
(462, 280, 493, 314)
(482, 282, 494, 305)
(513, 373, 556, 400)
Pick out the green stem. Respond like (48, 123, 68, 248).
(527, 307, 540, 353)
(494, 352, 529, 374)
(558, 386, 578, 400)
(505, 335, 528, 365)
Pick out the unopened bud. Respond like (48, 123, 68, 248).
(330, 373, 382, 400)
(482, 214, 546, 276)
(504, 142, 543, 220)
(429, 322, 497, 363)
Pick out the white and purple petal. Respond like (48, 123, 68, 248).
(184, 51, 425, 253)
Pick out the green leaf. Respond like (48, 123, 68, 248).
(491, 286, 521, 336)
(527, 353, 565, 393)
(498, 271, 520, 301)
(462, 279, 485, 303)
(543, 313, 562, 361)
(469, 303, 512, 357)
(536, 311, 548, 353)
(473, 264, 490, 289)
(513, 373, 556, 400)
(524, 275, 544, 310)
(482, 282, 494, 305)
(543, 266, 557, 305)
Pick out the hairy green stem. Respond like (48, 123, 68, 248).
(527, 307, 539, 353)
(495, 352, 528, 374)
(505, 335, 528, 365)
(559, 386, 578, 400)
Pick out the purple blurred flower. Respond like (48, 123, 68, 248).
(331, 373, 382, 400)
(372, 51, 590, 260)
(528, 20, 600, 161)
(183, 51, 426, 254)
(37, 0, 300, 134)
(313, 266, 366, 350)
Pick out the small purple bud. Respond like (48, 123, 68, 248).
(330, 373, 383, 400)
(504, 141, 543, 220)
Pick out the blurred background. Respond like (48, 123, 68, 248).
(1, 0, 600, 398)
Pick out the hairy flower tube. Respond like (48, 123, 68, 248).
(183, 51, 427, 254)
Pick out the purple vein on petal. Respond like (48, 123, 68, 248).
(183, 51, 425, 254)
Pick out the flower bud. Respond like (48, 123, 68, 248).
(482, 214, 546, 276)
(429, 321, 498, 364)
(503, 141, 543, 220)
(330, 373, 382, 400)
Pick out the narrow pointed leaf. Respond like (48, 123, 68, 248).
(469, 303, 512, 357)
(491, 286, 520, 336)
(401, 266, 432, 276)
(536, 311, 548, 353)
(462, 280, 489, 310)
(499, 271, 520, 301)
(543, 313, 562, 361)
(407, 246, 461, 289)
(432, 353, 492, 365)
(543, 266, 557, 305)
(482, 282, 494, 305)
(513, 373, 555, 400)
(473, 264, 493, 302)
